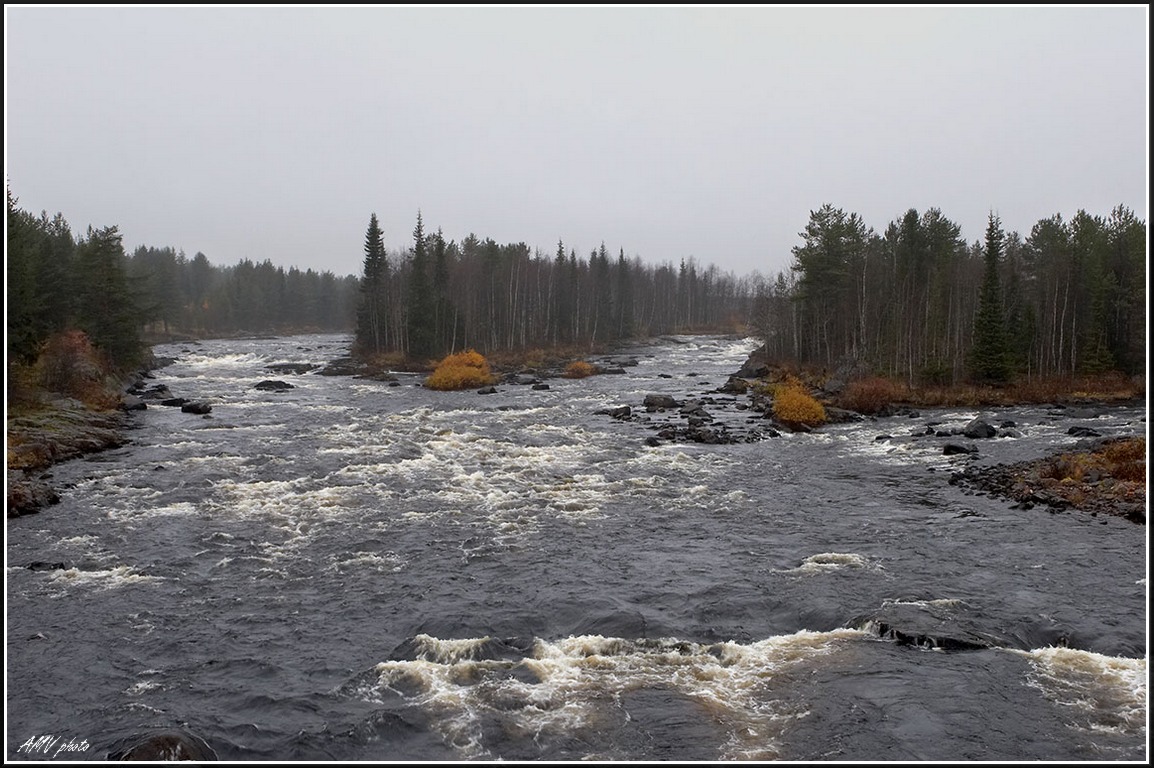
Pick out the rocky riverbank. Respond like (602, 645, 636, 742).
(7, 399, 131, 517)
(6, 358, 187, 518)
(952, 436, 1146, 524)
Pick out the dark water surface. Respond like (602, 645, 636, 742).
(6, 334, 1147, 761)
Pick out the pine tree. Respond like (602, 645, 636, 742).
(968, 212, 1012, 383)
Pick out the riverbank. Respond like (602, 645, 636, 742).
(954, 436, 1146, 524)
(725, 349, 1146, 525)
(7, 398, 131, 517)
(6, 353, 180, 517)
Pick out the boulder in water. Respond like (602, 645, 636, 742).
(643, 394, 680, 410)
(962, 419, 997, 439)
(254, 380, 294, 391)
(107, 730, 217, 761)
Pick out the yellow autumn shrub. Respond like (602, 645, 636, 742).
(564, 360, 596, 379)
(772, 382, 826, 427)
(425, 349, 496, 391)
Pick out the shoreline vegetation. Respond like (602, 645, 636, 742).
(6, 332, 1145, 522)
(5, 191, 1146, 521)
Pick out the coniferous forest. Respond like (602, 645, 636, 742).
(756, 204, 1146, 384)
(6, 186, 1145, 393)
(7, 189, 361, 375)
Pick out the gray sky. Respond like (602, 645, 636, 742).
(5, 5, 1148, 279)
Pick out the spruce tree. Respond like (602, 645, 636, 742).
(406, 211, 435, 359)
(968, 212, 1012, 383)
(356, 213, 389, 354)
(74, 225, 144, 368)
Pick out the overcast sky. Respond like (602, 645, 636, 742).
(5, 5, 1148, 279)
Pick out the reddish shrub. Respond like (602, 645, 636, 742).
(838, 376, 905, 414)
(35, 330, 119, 409)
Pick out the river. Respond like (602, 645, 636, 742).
(6, 333, 1147, 761)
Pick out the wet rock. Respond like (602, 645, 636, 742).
(963, 419, 997, 439)
(26, 561, 67, 571)
(254, 380, 294, 391)
(732, 350, 770, 379)
(181, 402, 213, 415)
(854, 603, 997, 652)
(160, 398, 189, 407)
(107, 731, 218, 761)
(266, 362, 318, 375)
(718, 376, 749, 394)
(148, 355, 178, 370)
(599, 405, 632, 420)
(824, 406, 866, 424)
(532, 383, 550, 391)
(1067, 426, 1101, 438)
(679, 402, 710, 418)
(7, 471, 62, 517)
(643, 394, 680, 410)
(477, 386, 497, 395)
(317, 357, 365, 376)
(119, 395, 147, 411)
(943, 442, 978, 455)
(139, 385, 174, 401)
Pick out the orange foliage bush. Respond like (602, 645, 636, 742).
(564, 360, 597, 379)
(425, 349, 496, 391)
(772, 382, 826, 427)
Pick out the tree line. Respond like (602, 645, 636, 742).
(354, 211, 758, 360)
(9, 186, 1143, 389)
(7, 189, 360, 374)
(754, 203, 1145, 384)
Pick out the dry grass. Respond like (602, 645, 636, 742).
(838, 377, 909, 414)
(824, 371, 1144, 410)
(1040, 437, 1146, 485)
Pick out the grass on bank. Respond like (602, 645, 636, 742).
(829, 371, 1145, 413)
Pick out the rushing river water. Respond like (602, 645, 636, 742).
(6, 334, 1147, 761)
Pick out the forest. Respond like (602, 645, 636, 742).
(6, 189, 360, 376)
(353, 212, 754, 362)
(353, 204, 1145, 385)
(6, 186, 1146, 396)
(754, 204, 1145, 383)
